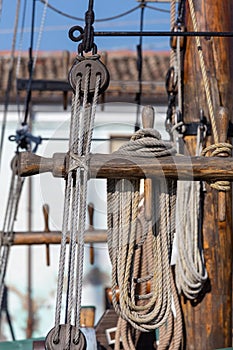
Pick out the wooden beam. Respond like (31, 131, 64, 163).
(16, 151, 233, 181)
(4, 230, 107, 246)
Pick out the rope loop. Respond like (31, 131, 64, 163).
(201, 143, 233, 191)
(201, 142, 233, 157)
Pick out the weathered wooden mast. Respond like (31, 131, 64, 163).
(182, 0, 233, 348)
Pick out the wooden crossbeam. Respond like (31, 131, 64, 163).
(17, 151, 233, 181)
(3, 230, 107, 246)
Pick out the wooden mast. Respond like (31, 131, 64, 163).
(182, 0, 233, 349)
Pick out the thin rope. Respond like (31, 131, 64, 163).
(0, 156, 25, 307)
(188, 0, 233, 192)
(187, 0, 218, 143)
(49, 56, 101, 349)
(0, 0, 21, 169)
(33, 0, 48, 70)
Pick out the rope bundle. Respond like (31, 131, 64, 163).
(46, 56, 101, 349)
(0, 157, 24, 307)
(107, 124, 183, 349)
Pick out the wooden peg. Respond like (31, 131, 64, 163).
(88, 203, 95, 264)
(217, 107, 230, 222)
(43, 204, 50, 266)
(142, 105, 155, 221)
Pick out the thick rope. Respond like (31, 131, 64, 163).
(173, 127, 208, 300)
(170, 0, 177, 67)
(187, 0, 217, 143)
(107, 124, 183, 347)
(188, 0, 233, 191)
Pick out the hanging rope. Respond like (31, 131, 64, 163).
(0, 0, 21, 169)
(135, 1, 145, 132)
(173, 127, 208, 299)
(0, 157, 24, 307)
(187, 0, 233, 191)
(107, 114, 183, 348)
(170, 0, 176, 67)
(45, 53, 107, 350)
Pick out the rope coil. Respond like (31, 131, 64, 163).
(201, 143, 233, 191)
(107, 117, 183, 348)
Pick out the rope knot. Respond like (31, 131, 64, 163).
(201, 142, 233, 191)
(68, 152, 90, 173)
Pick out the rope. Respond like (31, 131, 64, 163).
(170, 0, 176, 67)
(188, 0, 233, 192)
(168, 0, 185, 152)
(0, 0, 21, 169)
(107, 120, 183, 346)
(0, 156, 25, 307)
(173, 127, 208, 299)
(187, 0, 217, 143)
(33, 0, 48, 71)
(48, 56, 101, 349)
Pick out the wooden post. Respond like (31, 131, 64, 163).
(182, 1, 233, 349)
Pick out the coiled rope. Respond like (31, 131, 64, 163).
(107, 115, 183, 348)
(173, 126, 208, 300)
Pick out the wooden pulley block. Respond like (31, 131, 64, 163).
(80, 306, 96, 327)
(165, 66, 178, 95)
(142, 105, 154, 221)
(68, 56, 110, 95)
(170, 23, 186, 50)
(45, 325, 86, 349)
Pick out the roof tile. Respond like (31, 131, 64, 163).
(0, 50, 170, 104)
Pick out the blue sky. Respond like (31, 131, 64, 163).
(0, 0, 172, 53)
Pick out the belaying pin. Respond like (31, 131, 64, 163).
(43, 204, 51, 266)
(142, 105, 154, 221)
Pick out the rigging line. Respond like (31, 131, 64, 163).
(33, 0, 48, 70)
(16, 0, 28, 125)
(145, 4, 170, 14)
(23, 0, 48, 125)
(23, 0, 36, 125)
(135, 2, 145, 132)
(39, 0, 141, 23)
(0, 0, 21, 170)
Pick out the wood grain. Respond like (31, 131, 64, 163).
(17, 151, 233, 181)
(182, 0, 233, 348)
